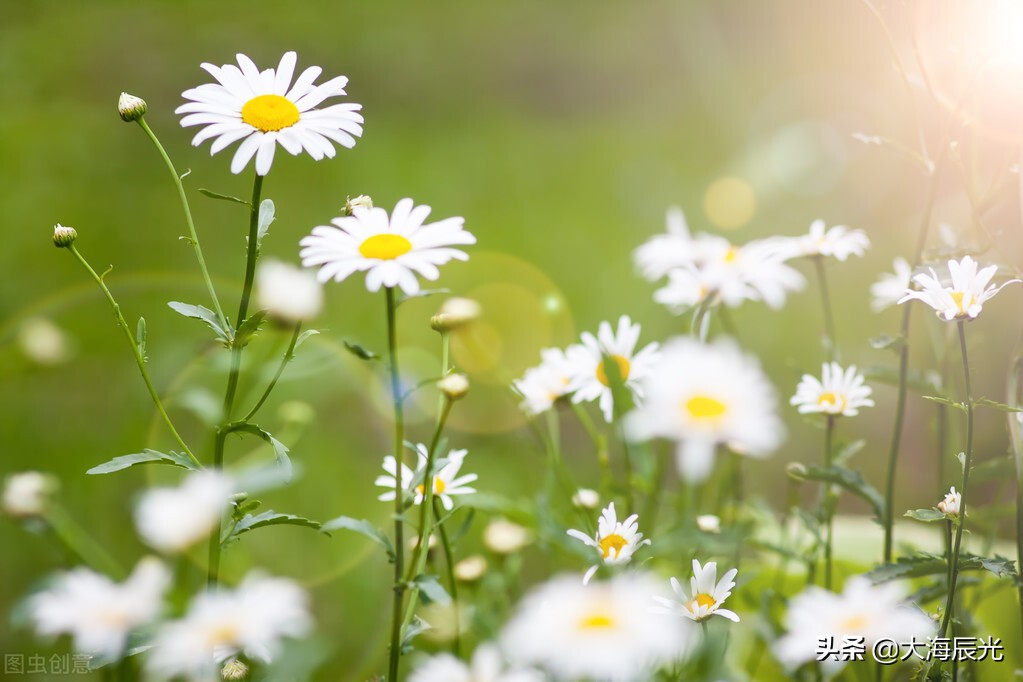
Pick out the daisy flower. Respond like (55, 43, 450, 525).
(513, 347, 575, 416)
(773, 576, 935, 674)
(937, 486, 961, 516)
(625, 337, 784, 482)
(501, 572, 688, 681)
(146, 572, 311, 680)
(299, 197, 475, 296)
(897, 255, 1019, 321)
(790, 362, 874, 417)
(134, 471, 234, 554)
(30, 557, 170, 659)
(176, 51, 363, 176)
(375, 444, 478, 511)
(651, 560, 739, 623)
(256, 259, 323, 323)
(634, 206, 698, 281)
(870, 257, 913, 312)
(565, 316, 660, 422)
(410, 644, 543, 682)
(785, 220, 870, 261)
(3, 471, 57, 518)
(567, 502, 651, 584)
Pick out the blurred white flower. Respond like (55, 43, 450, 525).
(652, 560, 739, 623)
(256, 259, 323, 323)
(410, 643, 543, 682)
(625, 337, 784, 482)
(3, 471, 57, 518)
(454, 555, 488, 582)
(484, 518, 532, 554)
(18, 317, 72, 366)
(898, 255, 1019, 321)
(438, 373, 470, 401)
(501, 572, 688, 681)
(634, 206, 698, 281)
(431, 296, 482, 332)
(571, 488, 601, 509)
(870, 257, 913, 312)
(773, 577, 935, 673)
(565, 315, 660, 422)
(376, 444, 478, 511)
(300, 198, 475, 296)
(135, 471, 234, 553)
(567, 502, 650, 584)
(696, 514, 721, 533)
(790, 362, 874, 417)
(784, 220, 870, 261)
(176, 51, 363, 176)
(513, 348, 575, 416)
(938, 486, 961, 516)
(146, 572, 311, 680)
(31, 557, 169, 659)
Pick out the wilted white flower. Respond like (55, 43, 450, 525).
(567, 502, 650, 584)
(176, 51, 363, 176)
(938, 486, 961, 516)
(784, 220, 870, 261)
(146, 572, 311, 680)
(773, 577, 935, 673)
(898, 255, 1019, 321)
(514, 348, 575, 416)
(696, 514, 721, 533)
(376, 444, 478, 511)
(625, 337, 784, 482)
(651, 560, 739, 623)
(870, 257, 913, 312)
(790, 362, 874, 417)
(300, 198, 475, 296)
(454, 555, 488, 582)
(565, 316, 660, 422)
(31, 557, 169, 659)
(501, 573, 688, 681)
(256, 259, 323, 323)
(431, 297, 482, 332)
(572, 488, 600, 509)
(410, 643, 543, 682)
(117, 92, 147, 122)
(3, 471, 58, 518)
(484, 518, 533, 554)
(135, 471, 234, 553)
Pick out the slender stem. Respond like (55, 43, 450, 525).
(823, 415, 835, 590)
(570, 402, 611, 497)
(812, 256, 837, 363)
(65, 244, 199, 467)
(45, 504, 124, 578)
(938, 321, 973, 641)
(437, 332, 450, 417)
(1007, 355, 1023, 650)
(386, 287, 407, 682)
(241, 323, 302, 423)
(432, 496, 460, 656)
(135, 117, 226, 329)
(618, 425, 636, 516)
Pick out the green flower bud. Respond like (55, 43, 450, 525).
(53, 224, 78, 248)
(118, 92, 148, 122)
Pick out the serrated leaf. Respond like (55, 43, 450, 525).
(975, 397, 1023, 413)
(320, 516, 395, 560)
(294, 329, 320, 350)
(136, 317, 147, 362)
(801, 464, 886, 521)
(232, 424, 293, 480)
(87, 449, 199, 474)
(223, 510, 320, 543)
(343, 340, 378, 361)
(922, 395, 968, 412)
(868, 553, 1019, 583)
(870, 333, 905, 353)
(257, 199, 275, 248)
(167, 301, 230, 345)
(413, 574, 451, 605)
(905, 508, 948, 522)
(197, 188, 249, 205)
(234, 310, 267, 349)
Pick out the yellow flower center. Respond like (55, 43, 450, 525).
(950, 291, 972, 315)
(686, 593, 717, 612)
(241, 94, 301, 132)
(817, 391, 846, 412)
(686, 395, 727, 419)
(359, 234, 413, 260)
(840, 614, 869, 631)
(416, 477, 446, 496)
(579, 611, 616, 630)
(724, 246, 739, 263)
(206, 622, 241, 647)
(596, 355, 631, 386)
(598, 533, 628, 559)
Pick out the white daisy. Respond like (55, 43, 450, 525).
(513, 347, 575, 416)
(299, 198, 475, 296)
(651, 560, 739, 623)
(773, 576, 935, 674)
(625, 337, 784, 482)
(790, 362, 874, 417)
(134, 471, 234, 554)
(146, 572, 311, 680)
(897, 255, 1019, 321)
(785, 220, 870, 261)
(501, 572, 688, 681)
(30, 557, 170, 659)
(937, 486, 961, 516)
(634, 206, 698, 281)
(565, 316, 660, 422)
(870, 257, 913, 312)
(375, 444, 478, 511)
(3, 471, 57, 518)
(484, 518, 533, 554)
(256, 259, 323, 323)
(410, 644, 543, 682)
(176, 51, 363, 176)
(567, 502, 651, 584)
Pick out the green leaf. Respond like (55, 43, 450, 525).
(922, 395, 967, 412)
(401, 615, 430, 653)
(167, 301, 230, 345)
(294, 329, 320, 350)
(868, 553, 1019, 583)
(320, 516, 395, 561)
(904, 508, 948, 522)
(412, 574, 451, 605)
(232, 424, 293, 480)
(969, 456, 1014, 484)
(223, 510, 320, 543)
(397, 288, 450, 306)
(862, 365, 941, 393)
(136, 317, 147, 362)
(197, 188, 249, 205)
(975, 397, 1023, 413)
(833, 439, 865, 466)
(234, 310, 267, 349)
(87, 448, 200, 475)
(869, 333, 905, 353)
(256, 199, 275, 249)
(801, 464, 886, 521)
(344, 340, 378, 361)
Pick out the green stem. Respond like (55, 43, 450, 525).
(386, 287, 407, 682)
(824, 414, 835, 590)
(432, 496, 460, 656)
(46, 503, 124, 578)
(403, 399, 453, 591)
(437, 332, 450, 417)
(241, 323, 302, 422)
(65, 244, 199, 467)
(1007, 355, 1023, 651)
(135, 117, 226, 329)
(938, 321, 973, 642)
(570, 402, 611, 498)
(812, 256, 837, 363)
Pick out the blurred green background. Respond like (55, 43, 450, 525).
(4, 0, 1023, 678)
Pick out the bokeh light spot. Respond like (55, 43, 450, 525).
(703, 176, 756, 229)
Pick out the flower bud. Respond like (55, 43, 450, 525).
(786, 462, 808, 480)
(937, 486, 960, 516)
(52, 224, 77, 248)
(3, 471, 58, 518)
(430, 297, 481, 332)
(438, 373, 469, 401)
(484, 518, 532, 554)
(344, 194, 373, 216)
(453, 555, 488, 582)
(118, 92, 148, 122)
(696, 514, 721, 534)
(571, 488, 600, 509)
(220, 659, 249, 680)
